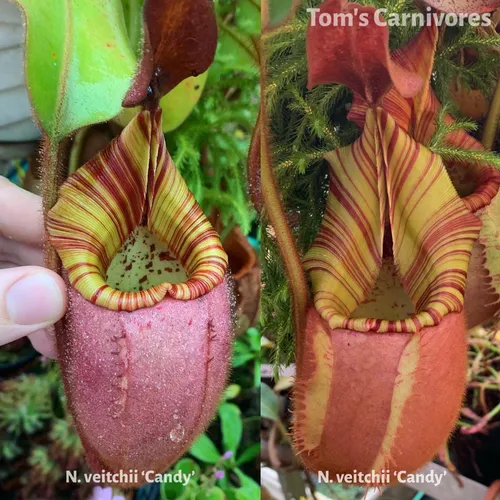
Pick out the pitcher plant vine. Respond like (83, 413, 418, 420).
(14, 0, 242, 483)
(261, 0, 500, 485)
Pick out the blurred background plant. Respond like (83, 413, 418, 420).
(0, 0, 260, 498)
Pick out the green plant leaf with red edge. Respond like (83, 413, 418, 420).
(424, 0, 500, 13)
(144, 0, 218, 97)
(15, 0, 141, 141)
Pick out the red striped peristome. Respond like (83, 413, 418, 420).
(295, 0, 500, 484)
(47, 109, 228, 311)
(345, 18, 500, 327)
(303, 107, 482, 334)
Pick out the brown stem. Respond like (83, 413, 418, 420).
(483, 77, 500, 150)
(248, 113, 262, 212)
(41, 134, 70, 273)
(260, 78, 309, 350)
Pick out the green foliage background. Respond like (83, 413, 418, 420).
(167, 0, 260, 237)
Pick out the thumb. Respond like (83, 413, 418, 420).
(0, 266, 67, 346)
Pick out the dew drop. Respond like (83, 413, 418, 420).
(169, 424, 185, 443)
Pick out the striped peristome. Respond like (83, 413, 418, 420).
(348, 24, 500, 215)
(47, 109, 228, 311)
(304, 106, 482, 333)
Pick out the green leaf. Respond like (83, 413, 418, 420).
(268, 0, 292, 25)
(234, 338, 251, 355)
(261, 383, 279, 421)
(16, 0, 139, 140)
(236, 443, 260, 466)
(219, 403, 243, 454)
(161, 458, 201, 499)
(162, 72, 209, 133)
(246, 327, 260, 352)
(196, 487, 226, 500)
(189, 434, 220, 464)
(218, 20, 259, 73)
(223, 489, 238, 500)
(224, 384, 241, 401)
(234, 468, 260, 500)
(232, 353, 255, 368)
(266, 0, 300, 28)
(232, 337, 256, 367)
(236, 0, 261, 36)
(121, 0, 144, 51)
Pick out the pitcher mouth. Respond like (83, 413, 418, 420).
(304, 108, 482, 334)
(47, 109, 228, 312)
(304, 5, 491, 334)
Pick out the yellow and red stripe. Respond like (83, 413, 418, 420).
(304, 108, 482, 333)
(47, 110, 227, 311)
(348, 22, 500, 214)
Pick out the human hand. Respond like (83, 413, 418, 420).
(0, 176, 66, 358)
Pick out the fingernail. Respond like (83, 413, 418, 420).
(6, 273, 64, 325)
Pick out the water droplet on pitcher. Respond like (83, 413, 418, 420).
(169, 424, 185, 443)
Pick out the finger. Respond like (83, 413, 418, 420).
(0, 266, 67, 346)
(0, 236, 43, 267)
(0, 177, 44, 245)
(28, 328, 58, 359)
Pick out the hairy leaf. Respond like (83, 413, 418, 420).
(15, 0, 140, 140)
